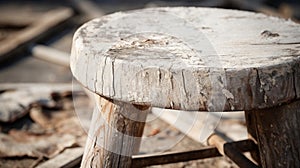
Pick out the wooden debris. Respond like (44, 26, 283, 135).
(0, 130, 76, 158)
(29, 106, 86, 146)
(0, 89, 50, 123)
(0, 82, 91, 168)
(0, 83, 81, 123)
(29, 106, 72, 129)
(0, 7, 74, 62)
(0, 6, 41, 28)
(0, 157, 37, 168)
(36, 147, 83, 168)
(0, 14, 34, 28)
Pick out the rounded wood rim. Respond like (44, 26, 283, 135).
(71, 7, 300, 111)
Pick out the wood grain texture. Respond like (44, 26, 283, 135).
(70, 7, 300, 111)
(245, 100, 300, 168)
(81, 94, 149, 168)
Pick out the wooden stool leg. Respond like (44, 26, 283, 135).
(245, 100, 300, 168)
(81, 95, 149, 168)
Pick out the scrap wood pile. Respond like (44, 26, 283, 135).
(0, 84, 244, 168)
(0, 84, 91, 168)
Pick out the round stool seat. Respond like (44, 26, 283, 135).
(70, 7, 300, 111)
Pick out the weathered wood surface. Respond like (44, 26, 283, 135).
(71, 7, 300, 111)
(81, 94, 149, 168)
(245, 100, 300, 167)
(36, 147, 83, 168)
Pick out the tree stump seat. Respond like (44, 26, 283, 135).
(70, 7, 300, 168)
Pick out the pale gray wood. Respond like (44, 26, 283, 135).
(81, 94, 149, 168)
(70, 7, 300, 111)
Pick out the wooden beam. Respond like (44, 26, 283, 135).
(132, 146, 221, 167)
(31, 45, 70, 67)
(0, 7, 74, 62)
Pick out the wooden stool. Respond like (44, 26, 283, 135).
(70, 7, 300, 168)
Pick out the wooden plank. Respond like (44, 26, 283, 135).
(0, 7, 74, 62)
(31, 45, 70, 67)
(36, 147, 83, 168)
(0, 15, 34, 28)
